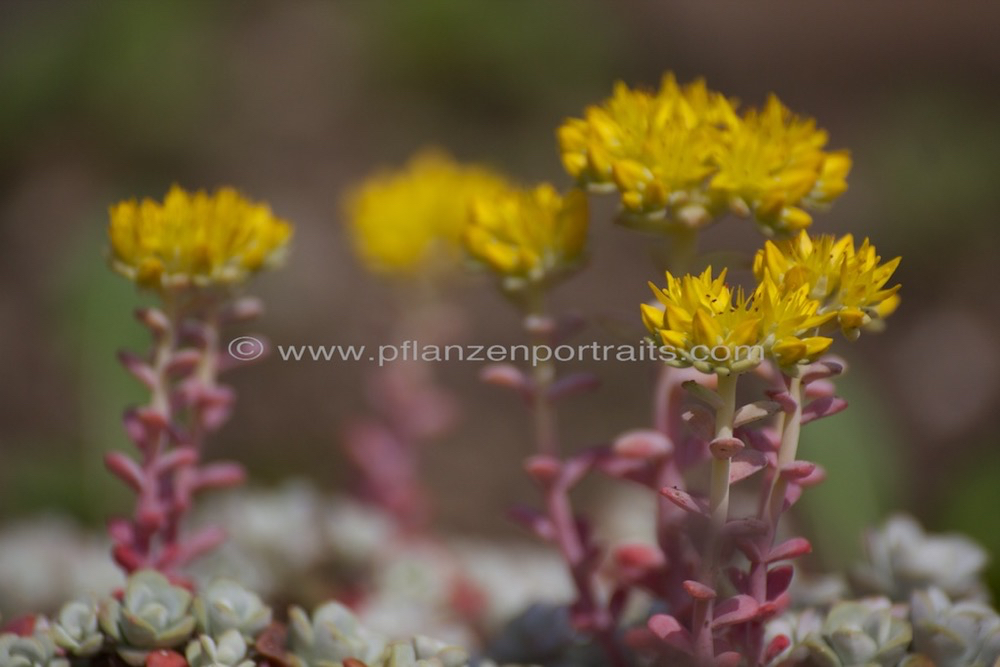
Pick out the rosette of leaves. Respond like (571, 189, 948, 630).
(186, 630, 254, 667)
(851, 515, 989, 602)
(371, 636, 469, 667)
(193, 579, 272, 639)
(51, 599, 103, 657)
(0, 630, 69, 667)
(802, 598, 913, 667)
(99, 570, 197, 666)
(764, 609, 823, 666)
(287, 601, 386, 667)
(898, 587, 1000, 667)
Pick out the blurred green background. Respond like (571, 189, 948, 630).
(1, 0, 999, 594)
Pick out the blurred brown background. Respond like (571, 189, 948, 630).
(1, 0, 999, 587)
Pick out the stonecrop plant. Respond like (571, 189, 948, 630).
(3, 72, 999, 667)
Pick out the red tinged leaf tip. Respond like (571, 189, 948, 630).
(765, 635, 792, 663)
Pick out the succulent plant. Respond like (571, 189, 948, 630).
(51, 599, 103, 657)
(370, 635, 469, 667)
(99, 570, 197, 666)
(193, 579, 271, 639)
(764, 609, 823, 666)
(899, 587, 1000, 667)
(851, 515, 989, 602)
(287, 601, 386, 667)
(186, 630, 254, 667)
(0, 631, 69, 667)
(802, 598, 913, 666)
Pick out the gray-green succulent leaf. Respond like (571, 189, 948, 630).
(803, 598, 912, 667)
(288, 601, 386, 667)
(908, 587, 1000, 667)
(372, 636, 470, 667)
(98, 570, 197, 665)
(0, 631, 70, 667)
(194, 579, 272, 639)
(51, 599, 103, 657)
(186, 630, 254, 667)
(851, 515, 989, 603)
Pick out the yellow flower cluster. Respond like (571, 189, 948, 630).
(343, 151, 509, 276)
(558, 73, 850, 235)
(753, 231, 901, 340)
(465, 183, 588, 291)
(642, 267, 833, 375)
(108, 185, 292, 290)
(643, 234, 900, 374)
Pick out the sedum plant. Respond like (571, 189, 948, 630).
(186, 630, 254, 667)
(801, 598, 912, 667)
(903, 587, 1000, 667)
(0, 630, 68, 667)
(851, 514, 990, 603)
(105, 185, 292, 579)
(51, 599, 103, 657)
(193, 579, 271, 640)
(99, 570, 197, 665)
(287, 601, 387, 667)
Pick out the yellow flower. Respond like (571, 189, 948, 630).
(343, 150, 509, 275)
(753, 231, 901, 339)
(108, 185, 292, 290)
(709, 95, 851, 235)
(558, 74, 737, 227)
(464, 183, 588, 290)
(641, 267, 833, 375)
(559, 74, 850, 234)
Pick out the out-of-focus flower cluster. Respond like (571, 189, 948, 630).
(558, 74, 850, 234)
(344, 151, 510, 277)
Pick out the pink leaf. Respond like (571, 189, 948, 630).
(767, 537, 812, 563)
(524, 455, 561, 485)
(730, 448, 768, 483)
(683, 580, 717, 600)
(709, 436, 744, 460)
(779, 461, 816, 481)
(104, 452, 145, 492)
(766, 565, 795, 600)
(193, 462, 246, 491)
(508, 505, 556, 542)
(800, 359, 845, 384)
(715, 652, 743, 667)
(661, 487, 709, 518)
(479, 363, 529, 393)
(733, 400, 781, 428)
(712, 595, 759, 628)
(647, 614, 693, 653)
(614, 543, 666, 570)
(765, 635, 792, 663)
(118, 350, 157, 389)
(801, 396, 848, 424)
(614, 429, 673, 459)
